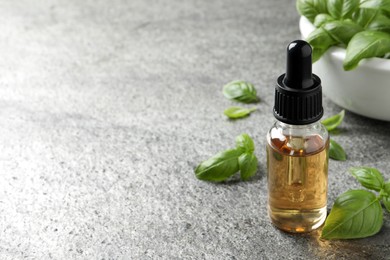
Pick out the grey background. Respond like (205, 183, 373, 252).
(0, 0, 389, 259)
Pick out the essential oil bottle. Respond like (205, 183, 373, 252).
(266, 40, 329, 233)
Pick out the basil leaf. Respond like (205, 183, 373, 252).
(236, 133, 255, 153)
(223, 80, 258, 103)
(321, 110, 345, 131)
(384, 9, 390, 18)
(321, 190, 383, 239)
(322, 20, 363, 45)
(350, 167, 384, 191)
(382, 182, 390, 212)
(382, 196, 390, 212)
(344, 31, 390, 70)
(384, 182, 390, 194)
(327, 0, 360, 19)
(238, 152, 258, 181)
(272, 150, 283, 161)
(314, 13, 335, 27)
(352, 8, 378, 28)
(360, 0, 390, 12)
(368, 14, 390, 33)
(312, 47, 330, 62)
(195, 149, 242, 182)
(224, 106, 256, 119)
(307, 27, 337, 62)
(297, 0, 328, 22)
(329, 139, 347, 161)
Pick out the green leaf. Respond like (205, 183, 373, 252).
(307, 27, 337, 62)
(223, 80, 258, 103)
(384, 10, 390, 18)
(314, 13, 335, 27)
(350, 167, 385, 191)
(327, 0, 360, 19)
(382, 196, 390, 212)
(352, 8, 378, 28)
(381, 182, 390, 212)
(384, 181, 390, 194)
(382, 183, 390, 212)
(312, 47, 330, 62)
(344, 31, 390, 70)
(224, 106, 256, 119)
(238, 152, 258, 181)
(235, 133, 255, 153)
(368, 14, 390, 33)
(272, 150, 283, 161)
(329, 139, 347, 161)
(322, 20, 363, 45)
(297, 0, 328, 22)
(194, 149, 242, 182)
(360, 0, 390, 12)
(321, 190, 383, 239)
(321, 110, 345, 131)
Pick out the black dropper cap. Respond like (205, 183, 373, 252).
(273, 40, 323, 125)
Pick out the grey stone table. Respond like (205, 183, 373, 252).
(1, 0, 389, 259)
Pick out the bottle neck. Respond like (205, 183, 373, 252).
(273, 120, 327, 139)
(276, 120, 322, 129)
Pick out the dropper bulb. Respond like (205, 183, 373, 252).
(283, 40, 314, 89)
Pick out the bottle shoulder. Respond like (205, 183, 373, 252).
(267, 121, 329, 156)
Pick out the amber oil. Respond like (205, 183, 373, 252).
(266, 122, 329, 233)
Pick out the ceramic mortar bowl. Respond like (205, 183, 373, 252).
(300, 16, 390, 121)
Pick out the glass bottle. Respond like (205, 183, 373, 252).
(267, 40, 329, 233)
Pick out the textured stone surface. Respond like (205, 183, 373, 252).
(0, 0, 389, 259)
